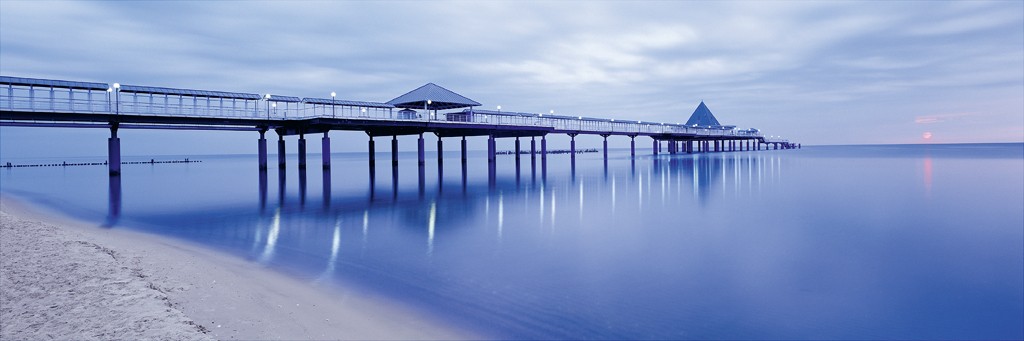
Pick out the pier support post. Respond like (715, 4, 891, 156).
(461, 136, 467, 165)
(298, 133, 307, 169)
(417, 133, 425, 167)
(108, 124, 121, 176)
(321, 132, 330, 169)
(515, 137, 521, 167)
(436, 134, 443, 167)
(541, 135, 548, 168)
(569, 133, 577, 164)
(602, 135, 609, 162)
(368, 135, 376, 172)
(487, 135, 496, 165)
(653, 138, 659, 155)
(391, 135, 398, 167)
(531, 137, 537, 161)
(630, 136, 635, 158)
(258, 129, 268, 170)
(277, 134, 286, 169)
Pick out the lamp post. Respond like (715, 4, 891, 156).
(330, 91, 336, 118)
(361, 107, 366, 117)
(266, 93, 274, 118)
(107, 87, 113, 112)
(112, 83, 120, 115)
(272, 102, 277, 118)
(426, 99, 432, 120)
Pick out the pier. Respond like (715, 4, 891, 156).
(0, 76, 797, 179)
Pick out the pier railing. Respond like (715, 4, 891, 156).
(1, 77, 779, 141)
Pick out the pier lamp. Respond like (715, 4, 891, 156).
(330, 92, 336, 118)
(497, 105, 501, 112)
(361, 108, 366, 117)
(106, 87, 113, 112)
(264, 94, 271, 118)
(272, 102, 277, 117)
(426, 99, 433, 120)
(112, 83, 120, 115)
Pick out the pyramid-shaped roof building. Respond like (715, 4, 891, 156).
(685, 101, 723, 127)
(387, 83, 481, 111)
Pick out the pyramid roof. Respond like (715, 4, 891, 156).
(685, 101, 723, 127)
(386, 83, 481, 110)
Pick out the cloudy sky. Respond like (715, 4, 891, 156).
(1, 0, 1022, 158)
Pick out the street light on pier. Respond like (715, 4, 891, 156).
(426, 99, 433, 120)
(107, 87, 113, 112)
(264, 94, 271, 118)
(330, 91, 336, 118)
(112, 83, 120, 115)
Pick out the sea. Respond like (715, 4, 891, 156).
(2, 143, 1022, 339)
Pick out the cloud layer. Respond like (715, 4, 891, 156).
(1, 0, 1021, 156)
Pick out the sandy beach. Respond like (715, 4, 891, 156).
(0, 195, 476, 340)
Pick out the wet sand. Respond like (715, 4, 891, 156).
(0, 195, 477, 340)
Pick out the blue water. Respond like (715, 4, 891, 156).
(2, 144, 1022, 339)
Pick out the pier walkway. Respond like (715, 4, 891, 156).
(0, 76, 796, 177)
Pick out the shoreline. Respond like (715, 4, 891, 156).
(0, 194, 478, 340)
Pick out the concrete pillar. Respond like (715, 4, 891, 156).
(515, 137, 521, 169)
(258, 130, 267, 170)
(531, 137, 537, 160)
(436, 135, 443, 166)
(278, 134, 286, 169)
(321, 132, 330, 169)
(516, 135, 524, 171)
(391, 135, 398, 167)
(569, 134, 577, 163)
(461, 136, 467, 165)
(653, 138, 659, 155)
(602, 135, 609, 161)
(541, 135, 548, 170)
(630, 136, 635, 158)
(417, 133, 425, 166)
(298, 133, 307, 169)
(368, 135, 375, 170)
(487, 135, 496, 165)
(108, 125, 121, 176)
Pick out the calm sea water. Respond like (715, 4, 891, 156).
(2, 144, 1022, 339)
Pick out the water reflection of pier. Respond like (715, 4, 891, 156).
(117, 152, 784, 260)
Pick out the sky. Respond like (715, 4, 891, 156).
(1, 0, 1022, 158)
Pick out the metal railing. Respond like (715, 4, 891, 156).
(1, 80, 771, 140)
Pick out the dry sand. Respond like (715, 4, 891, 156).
(0, 195, 478, 340)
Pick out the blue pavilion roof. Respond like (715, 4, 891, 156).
(387, 83, 481, 110)
(685, 101, 723, 127)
